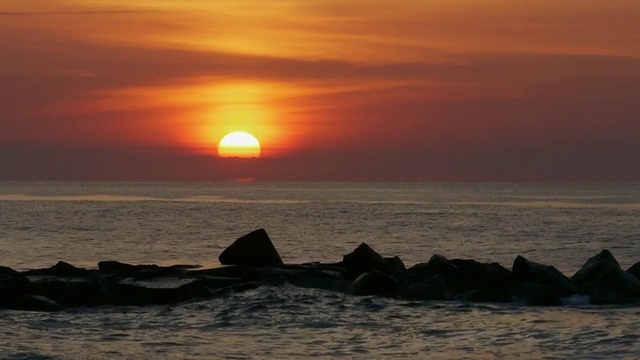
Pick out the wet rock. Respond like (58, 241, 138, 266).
(348, 271, 398, 297)
(398, 273, 450, 301)
(342, 243, 390, 279)
(511, 282, 562, 306)
(218, 228, 283, 267)
(512, 255, 577, 297)
(571, 249, 621, 285)
(23, 261, 93, 278)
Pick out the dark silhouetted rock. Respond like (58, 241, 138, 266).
(512, 255, 577, 297)
(580, 266, 640, 305)
(98, 261, 199, 279)
(348, 271, 398, 297)
(438, 258, 515, 302)
(571, 249, 621, 285)
(405, 254, 459, 285)
(399, 274, 450, 301)
(467, 281, 513, 303)
(404, 255, 513, 298)
(0, 267, 32, 294)
(511, 282, 562, 306)
(23, 261, 93, 278)
(218, 228, 283, 267)
(627, 262, 640, 281)
(31, 279, 110, 307)
(385, 256, 407, 278)
(601, 267, 640, 299)
(0, 294, 62, 312)
(95, 279, 202, 306)
(289, 274, 350, 293)
(342, 243, 390, 279)
(450, 259, 514, 293)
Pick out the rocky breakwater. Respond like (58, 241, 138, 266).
(2, 228, 640, 312)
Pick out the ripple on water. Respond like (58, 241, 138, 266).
(2, 287, 640, 358)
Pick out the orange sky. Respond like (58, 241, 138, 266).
(1, 0, 639, 181)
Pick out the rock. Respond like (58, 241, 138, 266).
(450, 259, 513, 294)
(512, 255, 577, 298)
(627, 262, 640, 280)
(385, 256, 407, 278)
(218, 228, 283, 267)
(31, 279, 110, 307)
(467, 281, 513, 303)
(511, 282, 562, 306)
(98, 261, 199, 279)
(404, 254, 459, 285)
(437, 259, 515, 302)
(601, 267, 640, 298)
(398, 274, 450, 301)
(288, 274, 351, 293)
(571, 249, 621, 285)
(341, 243, 390, 279)
(21, 295, 63, 312)
(0, 267, 32, 294)
(23, 261, 93, 278)
(348, 271, 398, 297)
(404, 255, 513, 297)
(581, 266, 640, 305)
(96, 280, 198, 306)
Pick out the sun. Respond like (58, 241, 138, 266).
(218, 131, 261, 158)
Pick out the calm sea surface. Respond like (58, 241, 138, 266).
(1, 182, 639, 359)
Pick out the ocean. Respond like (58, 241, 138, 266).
(1, 182, 639, 359)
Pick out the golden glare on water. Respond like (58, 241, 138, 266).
(218, 131, 261, 158)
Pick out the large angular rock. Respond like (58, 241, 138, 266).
(218, 228, 283, 267)
(342, 243, 390, 279)
(571, 249, 621, 285)
(348, 271, 398, 297)
(512, 255, 577, 297)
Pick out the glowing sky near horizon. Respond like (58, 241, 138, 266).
(1, 0, 639, 181)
